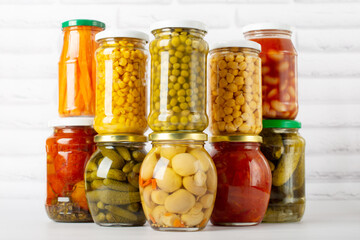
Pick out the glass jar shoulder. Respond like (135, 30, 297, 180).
(250, 37, 296, 55)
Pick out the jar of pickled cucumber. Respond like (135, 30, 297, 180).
(94, 30, 149, 134)
(85, 134, 147, 226)
(243, 23, 298, 119)
(209, 135, 271, 226)
(139, 133, 217, 231)
(209, 40, 262, 135)
(148, 20, 209, 132)
(260, 120, 305, 222)
(46, 117, 96, 222)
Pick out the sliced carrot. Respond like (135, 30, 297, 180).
(151, 179, 157, 189)
(173, 219, 185, 228)
(199, 218, 207, 228)
(164, 212, 172, 217)
(149, 214, 156, 224)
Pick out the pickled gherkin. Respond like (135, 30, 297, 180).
(85, 136, 147, 226)
(260, 120, 306, 223)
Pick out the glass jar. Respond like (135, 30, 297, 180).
(243, 23, 298, 119)
(209, 40, 262, 135)
(260, 120, 305, 222)
(210, 135, 272, 226)
(59, 19, 105, 117)
(85, 134, 147, 226)
(45, 117, 96, 222)
(139, 133, 217, 231)
(148, 20, 209, 132)
(94, 31, 149, 135)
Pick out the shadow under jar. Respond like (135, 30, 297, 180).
(209, 40, 262, 135)
(139, 133, 217, 231)
(45, 117, 96, 222)
(243, 23, 298, 119)
(260, 120, 305, 223)
(148, 20, 209, 132)
(94, 30, 149, 135)
(85, 134, 147, 226)
(210, 135, 272, 226)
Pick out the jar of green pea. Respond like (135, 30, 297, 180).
(148, 20, 209, 132)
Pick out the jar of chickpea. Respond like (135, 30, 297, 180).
(148, 20, 209, 132)
(94, 30, 149, 134)
(209, 40, 262, 135)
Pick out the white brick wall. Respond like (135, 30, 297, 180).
(0, 0, 359, 201)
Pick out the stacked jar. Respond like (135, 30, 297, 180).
(139, 20, 217, 232)
(46, 19, 105, 222)
(83, 30, 150, 227)
(208, 40, 272, 226)
(243, 23, 306, 222)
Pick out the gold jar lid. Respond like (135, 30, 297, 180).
(95, 134, 147, 143)
(149, 132, 207, 141)
(210, 135, 262, 143)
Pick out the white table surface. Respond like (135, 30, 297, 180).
(2, 199, 359, 240)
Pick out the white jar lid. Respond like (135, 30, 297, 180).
(210, 40, 261, 51)
(96, 29, 149, 42)
(48, 117, 94, 127)
(150, 19, 207, 32)
(242, 22, 292, 33)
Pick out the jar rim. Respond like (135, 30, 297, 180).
(95, 30, 149, 42)
(242, 22, 292, 33)
(210, 135, 262, 143)
(48, 117, 94, 127)
(210, 40, 261, 52)
(62, 19, 105, 29)
(95, 134, 147, 143)
(150, 19, 207, 33)
(149, 132, 207, 141)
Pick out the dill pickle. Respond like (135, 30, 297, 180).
(132, 163, 142, 173)
(132, 150, 146, 162)
(107, 169, 127, 181)
(127, 202, 140, 212)
(103, 178, 138, 192)
(116, 146, 131, 161)
(127, 172, 139, 189)
(91, 180, 105, 190)
(99, 190, 140, 205)
(105, 205, 138, 222)
(123, 161, 136, 173)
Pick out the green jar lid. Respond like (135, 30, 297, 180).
(263, 119, 301, 129)
(62, 19, 105, 29)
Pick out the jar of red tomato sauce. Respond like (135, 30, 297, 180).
(210, 135, 271, 226)
(243, 23, 298, 119)
(46, 117, 96, 222)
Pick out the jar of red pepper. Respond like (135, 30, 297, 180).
(46, 117, 96, 222)
(243, 23, 298, 119)
(210, 135, 271, 226)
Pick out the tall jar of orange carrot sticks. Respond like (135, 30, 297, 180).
(59, 19, 105, 117)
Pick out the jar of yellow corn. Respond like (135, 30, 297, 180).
(94, 30, 149, 134)
(148, 20, 209, 132)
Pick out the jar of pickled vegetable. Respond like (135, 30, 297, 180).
(210, 135, 271, 226)
(260, 120, 305, 222)
(148, 20, 209, 132)
(59, 19, 105, 117)
(85, 134, 147, 226)
(243, 23, 298, 119)
(94, 30, 149, 134)
(209, 40, 262, 135)
(46, 117, 96, 222)
(139, 133, 216, 231)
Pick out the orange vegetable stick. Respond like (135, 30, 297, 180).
(199, 218, 207, 228)
(149, 214, 156, 224)
(151, 179, 157, 189)
(173, 219, 185, 228)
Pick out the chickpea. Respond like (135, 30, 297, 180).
(148, 27, 209, 131)
(95, 37, 148, 134)
(209, 46, 262, 135)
